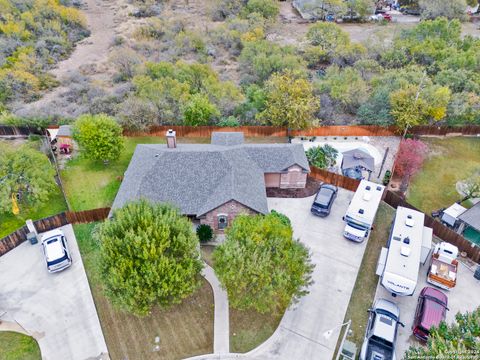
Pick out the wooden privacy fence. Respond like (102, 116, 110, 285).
(309, 166, 361, 192)
(383, 191, 480, 263)
(123, 125, 480, 138)
(0, 207, 110, 257)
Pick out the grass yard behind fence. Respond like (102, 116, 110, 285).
(74, 223, 214, 360)
(407, 137, 480, 215)
(334, 203, 395, 355)
(0, 331, 41, 360)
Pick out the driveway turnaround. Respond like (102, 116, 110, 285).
(248, 189, 368, 360)
(0, 224, 108, 360)
(375, 260, 480, 357)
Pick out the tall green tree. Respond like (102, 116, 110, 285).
(0, 144, 56, 213)
(213, 213, 314, 314)
(405, 307, 480, 358)
(73, 114, 124, 163)
(97, 200, 203, 316)
(259, 71, 319, 129)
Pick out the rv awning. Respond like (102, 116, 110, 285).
(458, 202, 480, 232)
(442, 203, 467, 227)
(341, 149, 375, 172)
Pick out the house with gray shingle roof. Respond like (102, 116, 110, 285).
(112, 131, 310, 232)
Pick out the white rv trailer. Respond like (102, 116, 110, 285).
(377, 206, 433, 296)
(343, 180, 385, 242)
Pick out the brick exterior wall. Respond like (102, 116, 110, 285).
(200, 200, 257, 232)
(280, 165, 308, 189)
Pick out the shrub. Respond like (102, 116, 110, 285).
(218, 116, 240, 127)
(305, 144, 338, 169)
(270, 210, 291, 227)
(197, 224, 214, 243)
(244, 0, 279, 19)
(183, 93, 220, 126)
(382, 170, 392, 186)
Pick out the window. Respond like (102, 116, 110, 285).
(218, 215, 228, 230)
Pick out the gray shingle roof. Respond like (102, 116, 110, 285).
(112, 138, 310, 216)
(211, 132, 244, 146)
(458, 202, 480, 231)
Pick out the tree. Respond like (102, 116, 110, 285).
(259, 71, 319, 129)
(390, 84, 451, 130)
(306, 22, 350, 53)
(459, 173, 480, 202)
(316, 66, 369, 114)
(305, 145, 338, 169)
(73, 114, 124, 163)
(394, 139, 428, 189)
(0, 144, 56, 213)
(197, 224, 214, 243)
(405, 307, 480, 358)
(213, 213, 314, 313)
(419, 0, 468, 20)
(345, 0, 376, 19)
(183, 93, 220, 126)
(97, 200, 203, 316)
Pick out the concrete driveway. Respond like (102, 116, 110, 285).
(375, 259, 480, 357)
(0, 224, 108, 360)
(244, 189, 367, 360)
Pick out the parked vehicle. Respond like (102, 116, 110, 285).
(360, 299, 404, 360)
(400, 7, 421, 15)
(413, 287, 448, 342)
(343, 180, 385, 242)
(41, 229, 72, 273)
(376, 207, 432, 296)
(311, 183, 338, 217)
(427, 242, 458, 290)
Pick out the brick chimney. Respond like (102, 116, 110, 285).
(166, 129, 176, 148)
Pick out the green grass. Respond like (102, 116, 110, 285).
(73, 223, 214, 359)
(407, 137, 480, 215)
(230, 308, 283, 353)
(334, 203, 396, 355)
(0, 331, 41, 360)
(61, 137, 166, 211)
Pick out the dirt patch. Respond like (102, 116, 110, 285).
(266, 176, 321, 198)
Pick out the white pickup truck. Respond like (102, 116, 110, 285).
(427, 242, 458, 290)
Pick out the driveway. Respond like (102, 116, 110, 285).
(375, 258, 480, 357)
(0, 224, 108, 360)
(243, 189, 367, 360)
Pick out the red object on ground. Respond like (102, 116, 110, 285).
(382, 13, 392, 21)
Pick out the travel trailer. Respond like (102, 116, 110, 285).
(343, 180, 385, 242)
(376, 206, 432, 296)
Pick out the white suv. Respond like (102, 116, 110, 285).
(41, 229, 72, 273)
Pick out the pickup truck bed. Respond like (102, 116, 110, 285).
(366, 337, 394, 360)
(428, 256, 457, 289)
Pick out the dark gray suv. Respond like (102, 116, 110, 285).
(311, 183, 338, 217)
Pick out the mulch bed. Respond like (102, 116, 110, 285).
(266, 176, 321, 198)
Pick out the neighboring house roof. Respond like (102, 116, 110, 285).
(458, 202, 480, 231)
(211, 132, 244, 146)
(341, 149, 375, 172)
(112, 134, 310, 216)
(57, 125, 72, 137)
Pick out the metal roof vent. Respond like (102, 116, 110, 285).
(358, 209, 364, 214)
(400, 246, 411, 257)
(405, 214, 414, 227)
(376, 186, 382, 191)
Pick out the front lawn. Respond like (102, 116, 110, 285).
(334, 203, 395, 355)
(0, 331, 41, 360)
(407, 137, 480, 214)
(74, 223, 214, 359)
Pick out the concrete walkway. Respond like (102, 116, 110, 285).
(202, 263, 230, 354)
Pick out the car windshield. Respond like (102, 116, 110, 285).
(376, 309, 398, 322)
(315, 188, 333, 207)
